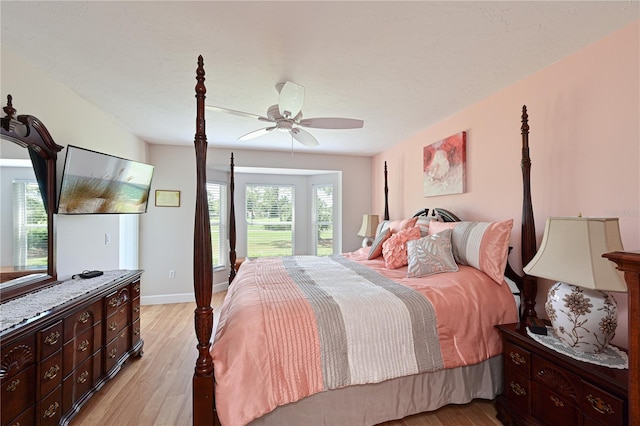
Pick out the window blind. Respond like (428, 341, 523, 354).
(207, 182, 227, 268)
(313, 184, 334, 255)
(245, 184, 294, 257)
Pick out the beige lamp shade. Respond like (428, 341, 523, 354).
(357, 214, 379, 238)
(523, 217, 627, 292)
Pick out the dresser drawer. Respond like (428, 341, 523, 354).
(132, 281, 141, 299)
(132, 318, 141, 347)
(106, 305, 129, 343)
(582, 380, 624, 425)
(504, 367, 531, 415)
(37, 386, 62, 426)
(62, 352, 99, 414)
(132, 297, 141, 322)
(5, 404, 34, 426)
(63, 299, 102, 343)
(532, 381, 580, 426)
(105, 325, 130, 373)
(38, 321, 63, 360)
(105, 287, 130, 318)
(62, 326, 97, 377)
(1, 334, 36, 379)
(533, 355, 581, 405)
(503, 340, 531, 377)
(38, 351, 62, 399)
(1, 365, 35, 425)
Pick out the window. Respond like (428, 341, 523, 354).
(207, 182, 227, 268)
(13, 180, 47, 267)
(245, 184, 294, 257)
(313, 184, 334, 255)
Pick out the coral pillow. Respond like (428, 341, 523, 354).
(368, 228, 391, 260)
(407, 229, 458, 278)
(382, 226, 422, 269)
(428, 219, 513, 284)
(387, 217, 418, 234)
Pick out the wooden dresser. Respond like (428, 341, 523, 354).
(0, 270, 143, 426)
(496, 323, 628, 425)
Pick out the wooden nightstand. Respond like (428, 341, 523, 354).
(495, 323, 628, 426)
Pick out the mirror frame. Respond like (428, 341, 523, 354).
(1, 95, 63, 300)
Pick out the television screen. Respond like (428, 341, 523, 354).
(57, 145, 154, 214)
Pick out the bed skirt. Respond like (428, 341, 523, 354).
(248, 355, 503, 426)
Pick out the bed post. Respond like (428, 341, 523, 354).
(383, 161, 390, 221)
(520, 105, 538, 320)
(229, 152, 237, 284)
(192, 55, 217, 426)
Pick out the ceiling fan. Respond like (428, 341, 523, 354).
(206, 82, 364, 147)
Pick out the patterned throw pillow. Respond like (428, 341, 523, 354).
(382, 226, 422, 269)
(428, 219, 513, 284)
(368, 228, 391, 260)
(407, 229, 458, 278)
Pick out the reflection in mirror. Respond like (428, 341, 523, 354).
(0, 95, 63, 300)
(1, 139, 48, 283)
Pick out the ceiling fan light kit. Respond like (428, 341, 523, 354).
(208, 81, 364, 147)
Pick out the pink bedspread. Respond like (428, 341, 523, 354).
(212, 249, 518, 426)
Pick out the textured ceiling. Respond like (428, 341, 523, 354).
(1, 1, 638, 156)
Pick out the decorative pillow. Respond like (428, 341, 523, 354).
(415, 216, 431, 236)
(407, 229, 458, 278)
(368, 228, 391, 260)
(428, 219, 514, 284)
(382, 226, 422, 269)
(375, 220, 390, 238)
(387, 217, 418, 234)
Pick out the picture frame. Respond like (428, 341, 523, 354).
(155, 190, 180, 207)
(423, 131, 466, 197)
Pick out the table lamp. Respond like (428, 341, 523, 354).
(523, 217, 627, 354)
(357, 214, 379, 248)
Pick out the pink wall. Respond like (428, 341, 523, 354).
(373, 21, 639, 349)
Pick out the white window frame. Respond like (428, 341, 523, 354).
(312, 184, 334, 255)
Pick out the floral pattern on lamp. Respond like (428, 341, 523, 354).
(546, 282, 618, 354)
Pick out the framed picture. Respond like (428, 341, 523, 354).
(155, 190, 181, 207)
(423, 131, 466, 197)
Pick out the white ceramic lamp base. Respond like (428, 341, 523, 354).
(545, 282, 618, 354)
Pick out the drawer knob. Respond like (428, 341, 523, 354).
(6, 378, 20, 392)
(509, 381, 527, 396)
(78, 311, 91, 324)
(134, 283, 140, 293)
(44, 331, 60, 346)
(134, 328, 140, 336)
(109, 348, 118, 359)
(509, 351, 526, 366)
(44, 364, 60, 380)
(77, 370, 89, 384)
(78, 339, 90, 352)
(550, 395, 565, 407)
(43, 401, 59, 418)
(109, 297, 119, 307)
(109, 321, 118, 331)
(587, 394, 614, 415)
(134, 306, 140, 313)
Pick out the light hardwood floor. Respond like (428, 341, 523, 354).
(71, 294, 501, 425)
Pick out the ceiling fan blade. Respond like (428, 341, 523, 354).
(238, 126, 276, 141)
(298, 117, 364, 129)
(291, 128, 319, 147)
(278, 82, 305, 119)
(206, 105, 270, 121)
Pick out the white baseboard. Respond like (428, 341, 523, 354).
(141, 282, 229, 306)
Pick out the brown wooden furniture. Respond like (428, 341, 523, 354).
(603, 251, 640, 426)
(189, 56, 539, 425)
(0, 271, 143, 426)
(1, 95, 63, 298)
(496, 323, 628, 425)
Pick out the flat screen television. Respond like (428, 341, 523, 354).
(57, 145, 154, 214)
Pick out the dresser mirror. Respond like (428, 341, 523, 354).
(0, 95, 63, 300)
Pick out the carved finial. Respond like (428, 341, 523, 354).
(521, 105, 529, 135)
(384, 161, 387, 172)
(2, 95, 17, 131)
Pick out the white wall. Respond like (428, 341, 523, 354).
(140, 145, 372, 304)
(1, 49, 149, 281)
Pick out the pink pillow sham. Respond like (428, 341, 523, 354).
(428, 219, 513, 284)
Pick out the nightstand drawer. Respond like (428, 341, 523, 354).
(582, 381, 624, 425)
(532, 382, 580, 426)
(533, 355, 581, 405)
(504, 340, 531, 376)
(504, 367, 531, 414)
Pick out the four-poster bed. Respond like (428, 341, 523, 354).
(190, 56, 539, 425)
